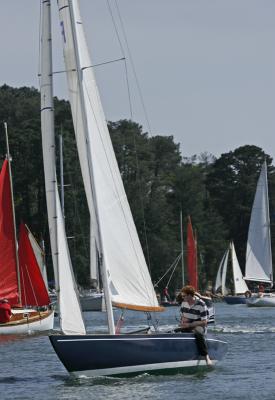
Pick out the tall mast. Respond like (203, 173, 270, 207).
(59, 134, 65, 217)
(180, 210, 184, 287)
(67, 0, 115, 334)
(40, 0, 59, 292)
(4, 122, 21, 304)
(264, 161, 273, 285)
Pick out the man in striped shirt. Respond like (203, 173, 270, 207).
(176, 285, 212, 366)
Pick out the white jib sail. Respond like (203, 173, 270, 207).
(27, 226, 48, 290)
(230, 242, 248, 294)
(57, 0, 159, 310)
(215, 248, 229, 295)
(245, 161, 273, 284)
(56, 186, 86, 335)
(40, 0, 58, 290)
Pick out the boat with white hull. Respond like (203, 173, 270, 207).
(0, 308, 54, 335)
(244, 161, 274, 307)
(215, 242, 249, 304)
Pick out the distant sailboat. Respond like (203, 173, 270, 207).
(244, 161, 275, 307)
(215, 242, 249, 304)
(44, 0, 227, 376)
(0, 141, 54, 334)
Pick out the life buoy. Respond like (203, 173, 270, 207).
(245, 290, 252, 298)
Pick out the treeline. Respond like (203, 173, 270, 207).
(0, 84, 274, 292)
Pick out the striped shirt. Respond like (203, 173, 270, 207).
(180, 296, 209, 322)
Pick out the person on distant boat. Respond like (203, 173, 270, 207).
(175, 285, 212, 366)
(0, 299, 12, 323)
(163, 286, 170, 302)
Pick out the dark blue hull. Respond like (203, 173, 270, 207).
(224, 296, 247, 305)
(49, 333, 227, 377)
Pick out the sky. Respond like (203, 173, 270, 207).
(1, 1, 275, 162)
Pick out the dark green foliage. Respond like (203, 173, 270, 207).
(0, 84, 273, 293)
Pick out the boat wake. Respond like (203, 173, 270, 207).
(210, 325, 275, 334)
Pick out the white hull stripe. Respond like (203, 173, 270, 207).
(73, 359, 217, 378)
(58, 337, 227, 344)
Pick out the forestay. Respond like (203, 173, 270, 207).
(245, 161, 272, 284)
(58, 0, 160, 311)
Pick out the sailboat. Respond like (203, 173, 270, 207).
(244, 161, 275, 307)
(0, 136, 54, 334)
(215, 242, 249, 304)
(43, 0, 227, 376)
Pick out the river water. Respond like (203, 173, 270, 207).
(0, 303, 274, 400)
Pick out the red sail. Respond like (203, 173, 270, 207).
(18, 223, 50, 306)
(186, 216, 198, 290)
(0, 159, 19, 305)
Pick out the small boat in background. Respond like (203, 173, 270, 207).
(215, 242, 249, 305)
(244, 161, 275, 307)
(0, 134, 54, 334)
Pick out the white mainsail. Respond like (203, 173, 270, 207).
(230, 242, 248, 294)
(245, 161, 273, 284)
(41, 0, 85, 335)
(57, 0, 160, 315)
(215, 248, 229, 295)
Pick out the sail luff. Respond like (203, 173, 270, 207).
(40, 0, 59, 291)
(245, 161, 273, 284)
(215, 249, 227, 293)
(221, 249, 229, 295)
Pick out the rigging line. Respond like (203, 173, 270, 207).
(154, 253, 182, 286)
(38, 57, 126, 76)
(166, 254, 182, 287)
(132, 131, 151, 272)
(114, 0, 152, 134)
(24, 264, 39, 307)
(106, 0, 133, 119)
